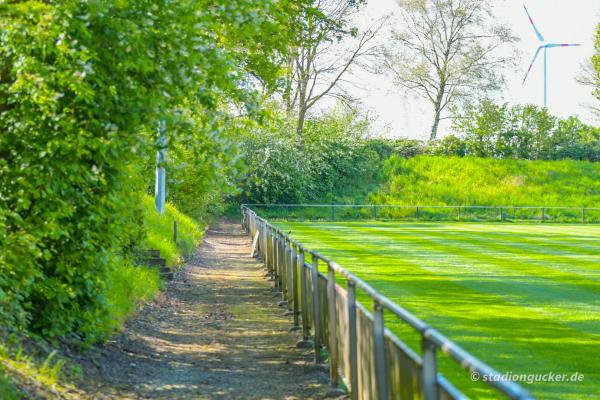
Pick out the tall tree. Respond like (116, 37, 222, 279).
(383, 0, 516, 140)
(284, 0, 384, 145)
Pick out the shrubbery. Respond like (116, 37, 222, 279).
(0, 0, 303, 341)
(239, 109, 386, 204)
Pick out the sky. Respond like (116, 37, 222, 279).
(338, 0, 600, 140)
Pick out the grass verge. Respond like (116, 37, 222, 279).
(142, 194, 204, 267)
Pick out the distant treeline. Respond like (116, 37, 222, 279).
(428, 101, 600, 161)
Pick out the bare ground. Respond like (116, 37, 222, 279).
(75, 220, 330, 399)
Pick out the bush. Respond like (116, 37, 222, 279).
(239, 109, 390, 204)
(0, 0, 298, 341)
(0, 0, 187, 341)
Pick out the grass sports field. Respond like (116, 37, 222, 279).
(276, 221, 600, 399)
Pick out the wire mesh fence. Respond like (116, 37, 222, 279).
(243, 205, 535, 400)
(244, 204, 600, 224)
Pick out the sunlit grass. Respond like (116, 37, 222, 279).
(142, 195, 204, 267)
(100, 261, 161, 335)
(0, 343, 73, 399)
(278, 221, 600, 400)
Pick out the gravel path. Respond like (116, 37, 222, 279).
(80, 220, 329, 399)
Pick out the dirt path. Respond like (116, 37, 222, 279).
(81, 220, 329, 399)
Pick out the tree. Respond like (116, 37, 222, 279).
(383, 0, 517, 140)
(284, 0, 384, 145)
(452, 100, 600, 161)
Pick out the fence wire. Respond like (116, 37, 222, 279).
(244, 204, 600, 224)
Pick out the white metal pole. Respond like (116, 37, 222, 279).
(543, 47, 548, 108)
(155, 120, 166, 214)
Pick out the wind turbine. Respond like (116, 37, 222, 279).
(522, 3, 580, 108)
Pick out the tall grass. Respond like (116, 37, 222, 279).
(0, 343, 68, 399)
(142, 195, 204, 267)
(372, 155, 600, 207)
(100, 260, 161, 335)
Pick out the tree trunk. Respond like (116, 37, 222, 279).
(284, 53, 294, 116)
(430, 86, 445, 140)
(296, 106, 306, 147)
(296, 62, 309, 147)
(430, 106, 441, 141)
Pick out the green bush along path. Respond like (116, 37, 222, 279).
(277, 221, 600, 399)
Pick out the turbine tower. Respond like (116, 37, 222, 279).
(522, 3, 580, 108)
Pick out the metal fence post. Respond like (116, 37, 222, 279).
(274, 233, 280, 289)
(542, 207, 546, 222)
(331, 205, 335, 222)
(269, 229, 275, 278)
(287, 242, 293, 309)
(373, 205, 378, 220)
(281, 239, 289, 304)
(263, 226, 269, 274)
(373, 302, 388, 400)
(292, 244, 300, 327)
(299, 249, 310, 342)
(422, 329, 438, 400)
(286, 205, 289, 221)
(457, 206, 461, 221)
(347, 282, 359, 400)
(327, 263, 338, 387)
(279, 235, 285, 290)
(416, 206, 420, 219)
(499, 207, 503, 222)
(582, 207, 586, 224)
(311, 255, 322, 364)
(173, 219, 177, 243)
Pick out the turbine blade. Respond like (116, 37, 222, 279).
(523, 46, 543, 85)
(523, 4, 545, 42)
(544, 43, 581, 48)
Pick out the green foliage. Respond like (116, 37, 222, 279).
(239, 108, 387, 204)
(0, 371, 18, 400)
(0, 0, 305, 341)
(452, 100, 600, 160)
(142, 195, 203, 268)
(373, 155, 600, 207)
(0, 341, 67, 398)
(101, 261, 160, 336)
(390, 138, 424, 158)
(424, 135, 466, 157)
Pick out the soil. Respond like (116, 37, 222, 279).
(73, 220, 331, 399)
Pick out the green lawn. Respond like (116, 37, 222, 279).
(277, 221, 600, 399)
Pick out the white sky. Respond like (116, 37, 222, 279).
(338, 0, 600, 139)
